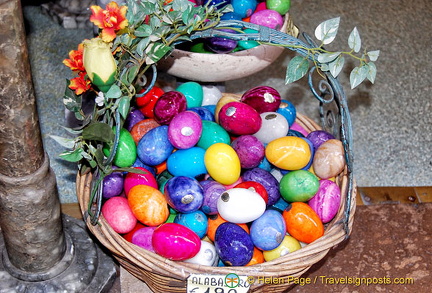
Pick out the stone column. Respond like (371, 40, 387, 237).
(0, 0, 116, 291)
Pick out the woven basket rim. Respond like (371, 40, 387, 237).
(76, 112, 356, 291)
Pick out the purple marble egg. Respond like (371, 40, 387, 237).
(250, 9, 284, 30)
(242, 167, 280, 206)
(130, 226, 157, 252)
(164, 176, 204, 213)
(231, 135, 265, 169)
(308, 179, 341, 223)
(205, 29, 238, 54)
(102, 171, 124, 199)
(168, 111, 203, 149)
(124, 107, 146, 131)
(306, 130, 336, 150)
(153, 91, 187, 125)
(241, 86, 281, 114)
(200, 180, 227, 215)
(215, 222, 254, 266)
(218, 101, 262, 135)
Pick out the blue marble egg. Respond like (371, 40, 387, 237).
(250, 210, 286, 250)
(137, 125, 174, 166)
(164, 176, 204, 213)
(215, 222, 254, 266)
(269, 197, 290, 213)
(242, 168, 281, 206)
(200, 180, 226, 215)
(132, 157, 157, 177)
(231, 0, 257, 18)
(277, 100, 297, 126)
(188, 107, 215, 121)
(174, 210, 208, 239)
(167, 147, 207, 178)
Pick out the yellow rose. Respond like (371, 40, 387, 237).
(83, 38, 116, 92)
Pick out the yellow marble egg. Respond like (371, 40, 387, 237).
(263, 235, 301, 261)
(214, 93, 241, 123)
(265, 136, 311, 170)
(204, 143, 241, 185)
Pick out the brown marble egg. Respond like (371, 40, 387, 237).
(312, 139, 345, 179)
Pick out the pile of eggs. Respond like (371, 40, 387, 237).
(100, 81, 346, 267)
(178, 0, 292, 54)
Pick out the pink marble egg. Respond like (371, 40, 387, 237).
(308, 179, 341, 223)
(101, 196, 137, 234)
(250, 9, 284, 30)
(123, 167, 158, 196)
(218, 101, 262, 135)
(152, 223, 201, 260)
(313, 139, 346, 179)
(130, 226, 157, 252)
(168, 110, 203, 149)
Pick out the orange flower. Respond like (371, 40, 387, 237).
(69, 72, 91, 95)
(90, 2, 128, 42)
(63, 43, 85, 72)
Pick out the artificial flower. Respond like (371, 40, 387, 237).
(83, 38, 117, 92)
(95, 91, 105, 107)
(90, 2, 128, 42)
(69, 72, 91, 95)
(63, 43, 85, 72)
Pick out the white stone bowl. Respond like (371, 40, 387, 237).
(157, 15, 298, 82)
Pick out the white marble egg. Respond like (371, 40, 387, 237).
(202, 85, 224, 106)
(217, 188, 266, 223)
(183, 240, 219, 266)
(253, 112, 289, 144)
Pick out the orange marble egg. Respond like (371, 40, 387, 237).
(265, 136, 311, 170)
(282, 202, 324, 244)
(128, 184, 169, 226)
(246, 247, 265, 266)
(130, 119, 160, 144)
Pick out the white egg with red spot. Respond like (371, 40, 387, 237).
(217, 188, 266, 223)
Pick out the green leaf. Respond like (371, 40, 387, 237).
(328, 56, 345, 78)
(317, 52, 341, 64)
(105, 84, 122, 99)
(315, 17, 340, 45)
(145, 43, 172, 64)
(59, 148, 83, 162)
(136, 37, 150, 57)
(118, 97, 131, 120)
(350, 65, 368, 89)
(50, 135, 76, 149)
(366, 62, 377, 84)
(348, 27, 361, 53)
(135, 24, 153, 37)
(285, 56, 309, 84)
(63, 81, 82, 113)
(367, 50, 380, 61)
(82, 122, 115, 143)
(126, 65, 140, 84)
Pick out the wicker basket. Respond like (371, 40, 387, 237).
(77, 111, 356, 293)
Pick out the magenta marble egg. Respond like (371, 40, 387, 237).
(101, 196, 137, 234)
(130, 226, 157, 252)
(250, 9, 284, 30)
(231, 135, 265, 169)
(240, 86, 281, 114)
(308, 179, 341, 223)
(152, 223, 201, 260)
(123, 167, 158, 196)
(153, 91, 187, 125)
(253, 112, 289, 144)
(218, 101, 262, 135)
(168, 110, 202, 149)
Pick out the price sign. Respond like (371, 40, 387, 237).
(187, 273, 251, 293)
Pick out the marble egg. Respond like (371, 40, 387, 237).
(231, 0, 257, 18)
(279, 170, 320, 202)
(137, 125, 174, 166)
(253, 112, 289, 144)
(197, 120, 231, 150)
(234, 181, 269, 204)
(164, 176, 204, 213)
(123, 167, 158, 196)
(266, 0, 291, 15)
(231, 135, 265, 169)
(153, 91, 187, 125)
(101, 196, 137, 234)
(168, 111, 202, 149)
(103, 128, 136, 168)
(282, 202, 324, 244)
(152, 223, 201, 260)
(313, 139, 346, 179)
(176, 81, 203, 108)
(214, 222, 254, 266)
(265, 136, 311, 170)
(308, 179, 341, 223)
(174, 210, 208, 239)
(277, 100, 297, 126)
(205, 29, 238, 54)
(306, 130, 335, 150)
(130, 119, 160, 145)
(204, 143, 241, 185)
(125, 225, 157, 252)
(250, 209, 286, 250)
(247, 247, 265, 266)
(217, 188, 266, 223)
(218, 101, 262, 135)
(188, 107, 215, 121)
(241, 86, 281, 114)
(136, 85, 165, 118)
(250, 9, 284, 30)
(128, 185, 169, 226)
(207, 214, 250, 242)
(202, 84, 223, 106)
(242, 167, 281, 206)
(200, 180, 227, 215)
(124, 107, 145, 132)
(214, 93, 241, 123)
(263, 235, 301, 262)
(184, 240, 219, 266)
(102, 171, 124, 199)
(167, 147, 207, 178)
